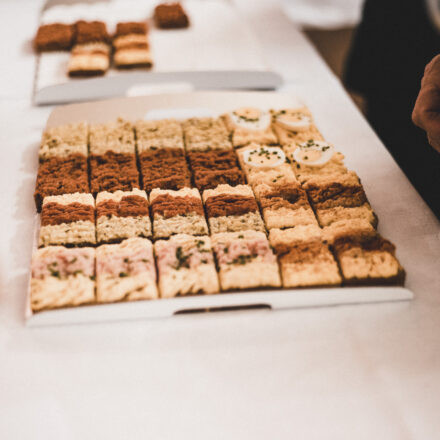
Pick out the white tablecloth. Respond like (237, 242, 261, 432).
(1, 1, 440, 439)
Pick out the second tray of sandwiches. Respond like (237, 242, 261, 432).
(34, 2, 190, 76)
(33, 1, 281, 105)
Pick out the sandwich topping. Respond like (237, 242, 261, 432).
(274, 110, 312, 132)
(243, 146, 286, 168)
(293, 140, 334, 166)
(230, 107, 271, 131)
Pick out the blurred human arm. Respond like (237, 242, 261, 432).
(412, 54, 440, 152)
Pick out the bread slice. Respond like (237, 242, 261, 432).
(304, 171, 367, 210)
(322, 218, 376, 245)
(89, 151, 139, 195)
(96, 189, 151, 243)
(89, 118, 135, 155)
(68, 43, 110, 77)
(211, 230, 281, 290)
(30, 246, 95, 311)
(34, 23, 74, 52)
(139, 147, 191, 192)
(254, 182, 317, 229)
(273, 124, 324, 147)
(96, 238, 158, 303)
(203, 184, 265, 233)
(316, 204, 377, 228)
(333, 234, 405, 286)
(135, 119, 184, 152)
(34, 154, 89, 212)
(155, 234, 219, 298)
(279, 241, 342, 288)
(288, 151, 348, 184)
(182, 117, 232, 151)
(39, 193, 96, 247)
(154, 3, 190, 29)
(39, 122, 88, 160)
(269, 224, 322, 255)
(150, 188, 208, 239)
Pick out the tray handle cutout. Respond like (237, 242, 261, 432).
(174, 303, 271, 315)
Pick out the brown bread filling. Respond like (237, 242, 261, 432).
(144, 175, 191, 192)
(41, 202, 95, 226)
(34, 154, 89, 212)
(333, 235, 396, 255)
(193, 168, 246, 191)
(205, 194, 258, 217)
(97, 195, 149, 218)
(188, 150, 239, 171)
(260, 186, 310, 210)
(279, 241, 332, 263)
(151, 194, 203, 218)
(116, 42, 149, 51)
(306, 182, 367, 208)
(90, 151, 139, 194)
(139, 148, 191, 192)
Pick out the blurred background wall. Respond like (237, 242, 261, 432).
(282, 0, 365, 111)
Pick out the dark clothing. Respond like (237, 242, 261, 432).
(344, 0, 440, 218)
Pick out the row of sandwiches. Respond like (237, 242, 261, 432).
(30, 106, 406, 312)
(34, 117, 245, 210)
(38, 183, 272, 247)
(31, 231, 277, 311)
(34, 3, 190, 76)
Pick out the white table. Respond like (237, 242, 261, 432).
(1, 1, 439, 439)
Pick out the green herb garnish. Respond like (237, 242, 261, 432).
(233, 111, 259, 123)
(174, 246, 190, 270)
(227, 254, 257, 266)
(49, 268, 60, 278)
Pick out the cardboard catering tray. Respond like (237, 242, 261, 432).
(26, 91, 413, 326)
(34, 0, 282, 105)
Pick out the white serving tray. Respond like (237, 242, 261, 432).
(34, 0, 283, 105)
(26, 287, 412, 326)
(26, 91, 413, 326)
